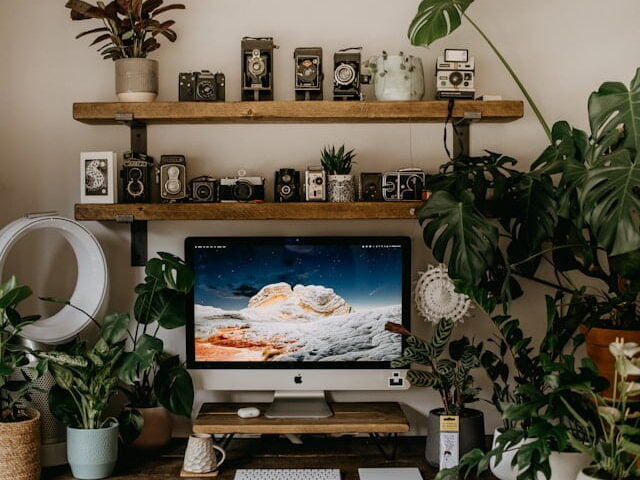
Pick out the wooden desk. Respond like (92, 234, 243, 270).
(42, 436, 497, 479)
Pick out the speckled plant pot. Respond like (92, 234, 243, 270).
(115, 58, 158, 102)
(67, 422, 118, 480)
(327, 175, 356, 203)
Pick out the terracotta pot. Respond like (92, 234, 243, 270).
(582, 325, 640, 397)
(0, 408, 41, 480)
(130, 406, 173, 450)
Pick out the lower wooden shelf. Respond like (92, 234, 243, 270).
(74, 202, 422, 221)
(193, 402, 410, 435)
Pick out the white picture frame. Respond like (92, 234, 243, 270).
(80, 151, 117, 204)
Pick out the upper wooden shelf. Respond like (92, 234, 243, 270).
(73, 100, 524, 125)
(75, 201, 422, 222)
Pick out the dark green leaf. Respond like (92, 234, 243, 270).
(101, 313, 131, 344)
(408, 0, 474, 47)
(154, 360, 193, 417)
(118, 408, 144, 444)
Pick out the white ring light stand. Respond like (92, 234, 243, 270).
(0, 215, 109, 467)
(0, 215, 108, 344)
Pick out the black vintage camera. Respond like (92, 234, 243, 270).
(294, 48, 323, 101)
(334, 48, 364, 101)
(274, 168, 301, 202)
(220, 171, 265, 202)
(158, 155, 187, 203)
(382, 168, 427, 201)
(189, 176, 219, 203)
(242, 37, 275, 101)
(360, 172, 383, 201)
(121, 152, 154, 203)
(179, 71, 226, 102)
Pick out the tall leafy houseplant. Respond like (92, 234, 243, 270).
(118, 253, 195, 447)
(0, 277, 43, 480)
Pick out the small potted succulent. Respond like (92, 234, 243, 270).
(320, 145, 357, 202)
(39, 308, 128, 480)
(0, 277, 43, 480)
(365, 51, 425, 101)
(386, 319, 484, 468)
(65, 0, 186, 102)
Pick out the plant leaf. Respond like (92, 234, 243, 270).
(101, 313, 130, 344)
(408, 0, 474, 47)
(154, 357, 193, 417)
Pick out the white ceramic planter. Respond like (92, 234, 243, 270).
(489, 429, 532, 480)
(368, 54, 425, 101)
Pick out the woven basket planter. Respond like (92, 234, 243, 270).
(0, 408, 41, 480)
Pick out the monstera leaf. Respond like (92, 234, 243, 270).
(418, 190, 499, 285)
(589, 68, 640, 153)
(408, 0, 474, 46)
(580, 149, 640, 256)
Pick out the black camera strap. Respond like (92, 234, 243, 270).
(443, 98, 465, 160)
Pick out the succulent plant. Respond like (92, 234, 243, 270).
(65, 0, 185, 60)
(320, 145, 356, 175)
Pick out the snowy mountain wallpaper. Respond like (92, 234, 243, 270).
(192, 242, 404, 362)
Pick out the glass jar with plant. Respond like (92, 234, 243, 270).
(65, 0, 186, 101)
(0, 277, 43, 480)
(320, 145, 357, 202)
(39, 311, 129, 480)
(385, 319, 484, 467)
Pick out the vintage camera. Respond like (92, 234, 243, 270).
(436, 49, 475, 99)
(121, 152, 154, 203)
(158, 155, 187, 203)
(305, 167, 326, 201)
(360, 172, 383, 201)
(220, 170, 265, 202)
(242, 37, 275, 101)
(294, 48, 323, 101)
(275, 168, 301, 202)
(382, 168, 427, 201)
(333, 48, 365, 101)
(189, 176, 219, 203)
(179, 71, 226, 102)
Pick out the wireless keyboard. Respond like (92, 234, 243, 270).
(233, 469, 341, 480)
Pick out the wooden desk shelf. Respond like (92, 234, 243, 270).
(73, 100, 524, 125)
(74, 202, 422, 222)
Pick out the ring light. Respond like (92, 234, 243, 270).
(0, 216, 108, 345)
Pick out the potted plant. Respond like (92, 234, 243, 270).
(320, 145, 357, 202)
(117, 252, 195, 450)
(0, 277, 43, 480)
(38, 307, 128, 480)
(65, 0, 186, 102)
(564, 338, 640, 480)
(385, 319, 484, 468)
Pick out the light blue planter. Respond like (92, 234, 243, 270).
(67, 423, 119, 479)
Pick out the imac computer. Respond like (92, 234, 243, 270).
(185, 236, 411, 418)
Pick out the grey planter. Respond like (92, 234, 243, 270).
(115, 58, 158, 102)
(327, 175, 356, 202)
(67, 423, 119, 479)
(425, 408, 485, 468)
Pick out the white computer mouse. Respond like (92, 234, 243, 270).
(237, 407, 260, 418)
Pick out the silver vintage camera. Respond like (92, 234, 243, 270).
(382, 168, 427, 201)
(305, 167, 326, 201)
(219, 170, 265, 202)
(158, 155, 187, 203)
(333, 47, 366, 101)
(189, 176, 219, 203)
(294, 47, 323, 101)
(436, 49, 475, 99)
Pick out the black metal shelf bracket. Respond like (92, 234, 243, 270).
(452, 111, 482, 158)
(115, 113, 148, 267)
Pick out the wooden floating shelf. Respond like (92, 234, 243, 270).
(73, 100, 524, 125)
(74, 201, 423, 222)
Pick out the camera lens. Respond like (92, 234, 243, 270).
(280, 185, 293, 198)
(449, 71, 463, 86)
(335, 63, 357, 86)
(233, 181, 254, 201)
(282, 174, 292, 183)
(197, 81, 215, 100)
(196, 184, 211, 200)
(314, 177, 323, 185)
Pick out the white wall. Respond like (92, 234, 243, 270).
(1, 0, 638, 436)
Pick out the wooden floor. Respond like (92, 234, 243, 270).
(42, 436, 497, 479)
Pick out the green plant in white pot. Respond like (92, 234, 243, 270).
(321, 145, 357, 203)
(65, 0, 186, 102)
(40, 312, 129, 480)
(0, 277, 43, 480)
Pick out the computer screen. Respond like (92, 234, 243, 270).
(185, 236, 410, 369)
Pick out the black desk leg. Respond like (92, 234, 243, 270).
(214, 433, 235, 450)
(369, 433, 400, 461)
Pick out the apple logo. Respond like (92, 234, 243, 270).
(294, 374, 303, 384)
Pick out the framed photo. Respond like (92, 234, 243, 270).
(80, 151, 117, 204)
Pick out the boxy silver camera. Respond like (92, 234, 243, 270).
(305, 167, 326, 201)
(436, 49, 475, 99)
(382, 168, 427, 201)
(158, 155, 187, 203)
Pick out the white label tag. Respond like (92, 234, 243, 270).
(439, 416, 460, 469)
